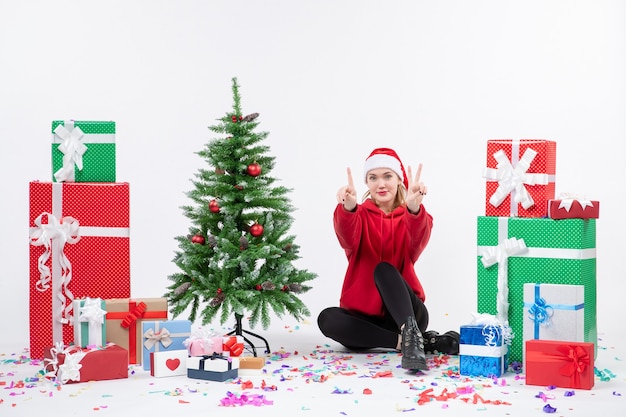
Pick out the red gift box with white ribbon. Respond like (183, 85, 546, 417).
(28, 181, 131, 359)
(483, 139, 556, 218)
(547, 194, 600, 219)
(43, 343, 128, 384)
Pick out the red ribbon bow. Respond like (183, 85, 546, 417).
(557, 345, 590, 377)
(120, 302, 147, 328)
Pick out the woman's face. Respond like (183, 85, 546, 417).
(366, 168, 401, 209)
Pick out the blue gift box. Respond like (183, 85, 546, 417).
(459, 324, 509, 377)
(187, 353, 239, 382)
(141, 320, 191, 370)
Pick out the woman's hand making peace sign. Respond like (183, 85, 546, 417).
(405, 163, 428, 214)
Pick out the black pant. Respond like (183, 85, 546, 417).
(317, 262, 429, 350)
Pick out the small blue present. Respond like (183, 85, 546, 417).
(459, 322, 509, 377)
(141, 320, 191, 370)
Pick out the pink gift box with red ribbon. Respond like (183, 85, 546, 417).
(525, 339, 594, 390)
(28, 181, 131, 359)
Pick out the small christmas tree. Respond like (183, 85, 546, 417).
(165, 77, 316, 335)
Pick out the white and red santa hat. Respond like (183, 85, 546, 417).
(363, 147, 408, 189)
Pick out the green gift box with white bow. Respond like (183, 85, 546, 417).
(476, 216, 597, 364)
(51, 120, 116, 182)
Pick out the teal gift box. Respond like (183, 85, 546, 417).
(476, 216, 596, 364)
(73, 298, 107, 348)
(51, 120, 116, 182)
(459, 323, 509, 377)
(141, 320, 191, 371)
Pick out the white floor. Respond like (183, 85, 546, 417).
(1, 320, 624, 417)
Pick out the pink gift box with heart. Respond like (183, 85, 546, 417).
(150, 349, 188, 377)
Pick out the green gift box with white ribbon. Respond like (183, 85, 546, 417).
(73, 298, 107, 348)
(51, 120, 116, 182)
(476, 216, 596, 364)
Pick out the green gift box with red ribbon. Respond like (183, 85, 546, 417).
(476, 216, 596, 365)
(105, 298, 168, 365)
(51, 120, 116, 183)
(28, 181, 130, 360)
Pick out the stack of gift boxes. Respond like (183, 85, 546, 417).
(29, 120, 262, 384)
(458, 139, 599, 390)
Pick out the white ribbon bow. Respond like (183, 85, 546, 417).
(78, 298, 107, 346)
(143, 328, 173, 350)
(470, 312, 514, 347)
(557, 192, 594, 212)
(479, 237, 528, 324)
(44, 343, 87, 384)
(483, 148, 549, 210)
(79, 298, 106, 326)
(29, 212, 80, 324)
(54, 121, 88, 182)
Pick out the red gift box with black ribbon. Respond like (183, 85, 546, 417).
(28, 181, 131, 359)
(525, 339, 594, 390)
(105, 298, 168, 364)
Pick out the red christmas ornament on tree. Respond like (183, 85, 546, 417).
(191, 234, 205, 245)
(209, 199, 220, 213)
(250, 223, 264, 237)
(246, 162, 262, 177)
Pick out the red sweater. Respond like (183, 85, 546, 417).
(333, 199, 433, 317)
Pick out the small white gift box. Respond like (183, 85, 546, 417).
(150, 349, 188, 377)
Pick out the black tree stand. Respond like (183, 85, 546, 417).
(226, 313, 271, 357)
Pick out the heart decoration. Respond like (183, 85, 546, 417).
(166, 358, 181, 371)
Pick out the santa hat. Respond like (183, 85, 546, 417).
(363, 147, 408, 189)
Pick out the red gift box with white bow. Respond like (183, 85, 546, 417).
(483, 139, 556, 218)
(525, 339, 594, 390)
(43, 343, 128, 384)
(547, 195, 599, 219)
(29, 181, 131, 359)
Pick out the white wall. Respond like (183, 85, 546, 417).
(1, 0, 624, 349)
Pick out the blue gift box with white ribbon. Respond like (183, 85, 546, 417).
(522, 283, 584, 359)
(459, 323, 509, 377)
(141, 320, 191, 370)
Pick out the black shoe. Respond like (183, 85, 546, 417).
(401, 316, 427, 370)
(423, 330, 460, 355)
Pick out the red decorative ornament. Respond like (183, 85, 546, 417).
(191, 234, 205, 245)
(281, 285, 289, 292)
(209, 199, 220, 213)
(246, 162, 262, 177)
(250, 223, 264, 237)
(234, 185, 244, 190)
(231, 115, 238, 123)
(255, 284, 262, 291)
